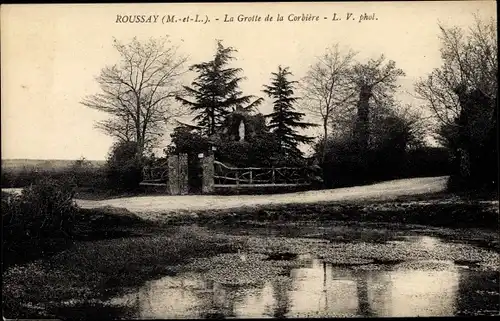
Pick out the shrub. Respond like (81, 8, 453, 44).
(168, 127, 211, 156)
(2, 178, 78, 269)
(105, 141, 143, 192)
(320, 137, 368, 187)
(319, 135, 452, 188)
(68, 158, 107, 191)
(405, 147, 451, 178)
(1, 167, 52, 188)
(2, 178, 77, 241)
(214, 132, 283, 168)
(169, 125, 286, 168)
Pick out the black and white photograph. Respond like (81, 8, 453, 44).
(1, 1, 498, 319)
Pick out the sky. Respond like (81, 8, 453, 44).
(1, 1, 496, 160)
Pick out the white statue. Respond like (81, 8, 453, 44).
(238, 120, 245, 141)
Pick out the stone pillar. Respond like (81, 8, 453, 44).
(202, 155, 215, 194)
(168, 155, 180, 195)
(178, 153, 189, 195)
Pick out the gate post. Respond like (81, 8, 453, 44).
(167, 155, 180, 195)
(179, 153, 189, 195)
(202, 155, 214, 194)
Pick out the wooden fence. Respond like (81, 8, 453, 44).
(141, 155, 321, 194)
(213, 160, 317, 187)
(141, 162, 169, 185)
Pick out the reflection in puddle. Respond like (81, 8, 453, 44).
(106, 235, 499, 318)
(109, 260, 498, 318)
(384, 268, 459, 316)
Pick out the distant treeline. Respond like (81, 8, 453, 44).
(2, 159, 105, 171)
(1, 159, 107, 192)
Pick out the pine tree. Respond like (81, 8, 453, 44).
(176, 40, 262, 136)
(263, 66, 316, 160)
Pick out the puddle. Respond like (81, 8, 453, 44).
(100, 231, 499, 318)
(105, 256, 498, 318)
(54, 226, 499, 319)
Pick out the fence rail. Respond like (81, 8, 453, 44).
(213, 160, 316, 186)
(140, 157, 321, 192)
(141, 162, 169, 184)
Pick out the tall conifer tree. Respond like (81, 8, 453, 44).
(263, 66, 316, 159)
(176, 40, 262, 136)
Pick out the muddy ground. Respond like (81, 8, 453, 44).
(2, 191, 499, 319)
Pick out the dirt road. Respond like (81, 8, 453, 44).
(72, 176, 448, 214)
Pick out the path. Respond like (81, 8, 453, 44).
(2, 176, 449, 215)
(73, 176, 448, 214)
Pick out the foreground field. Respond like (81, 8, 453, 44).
(3, 176, 498, 318)
(3, 219, 499, 319)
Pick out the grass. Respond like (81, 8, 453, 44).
(2, 223, 240, 319)
(2, 205, 150, 271)
(2, 198, 240, 319)
(147, 191, 498, 231)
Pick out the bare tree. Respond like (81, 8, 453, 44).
(81, 36, 188, 160)
(414, 15, 497, 130)
(414, 16, 497, 186)
(350, 55, 405, 150)
(300, 44, 357, 161)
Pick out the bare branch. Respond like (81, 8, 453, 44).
(299, 44, 357, 128)
(414, 15, 497, 140)
(80, 36, 188, 156)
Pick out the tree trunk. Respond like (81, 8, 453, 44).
(136, 139, 144, 161)
(454, 87, 475, 182)
(487, 95, 498, 188)
(135, 97, 144, 162)
(354, 85, 372, 151)
(210, 107, 215, 136)
(454, 87, 496, 187)
(322, 118, 328, 162)
(134, 123, 143, 163)
(458, 148, 471, 178)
